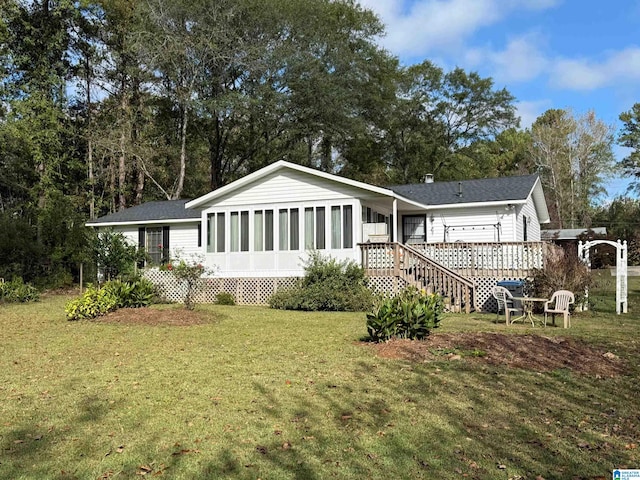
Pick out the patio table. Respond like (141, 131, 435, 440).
(510, 297, 548, 327)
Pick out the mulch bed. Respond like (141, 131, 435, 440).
(371, 332, 626, 377)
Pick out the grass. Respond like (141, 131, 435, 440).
(1, 274, 639, 479)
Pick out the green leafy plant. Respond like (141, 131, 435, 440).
(366, 286, 443, 342)
(93, 230, 145, 281)
(65, 284, 118, 320)
(0, 278, 40, 304)
(215, 292, 236, 305)
(65, 278, 155, 320)
(269, 252, 374, 311)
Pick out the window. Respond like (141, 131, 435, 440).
(207, 212, 225, 253)
(304, 207, 327, 250)
(146, 227, 163, 265)
(279, 208, 299, 251)
(254, 210, 274, 251)
(315, 207, 324, 249)
(331, 206, 341, 249)
(403, 215, 426, 244)
(230, 211, 249, 252)
(523, 216, 528, 241)
(343, 205, 353, 248)
(329, 205, 353, 249)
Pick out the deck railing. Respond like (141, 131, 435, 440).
(409, 242, 546, 277)
(360, 242, 475, 313)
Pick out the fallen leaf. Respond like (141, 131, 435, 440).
(625, 443, 637, 450)
(341, 414, 352, 420)
(13, 439, 24, 444)
(256, 445, 268, 455)
(116, 445, 125, 453)
(281, 442, 291, 450)
(497, 464, 507, 470)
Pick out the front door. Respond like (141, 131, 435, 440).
(402, 215, 426, 244)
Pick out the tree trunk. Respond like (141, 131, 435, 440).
(173, 105, 188, 199)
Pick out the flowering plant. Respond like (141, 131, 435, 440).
(163, 255, 209, 310)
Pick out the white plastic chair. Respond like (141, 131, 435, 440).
(544, 290, 575, 328)
(492, 286, 520, 324)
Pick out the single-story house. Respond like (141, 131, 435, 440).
(88, 160, 549, 275)
(87, 161, 550, 309)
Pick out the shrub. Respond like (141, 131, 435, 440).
(531, 249, 592, 306)
(93, 230, 144, 281)
(65, 284, 118, 320)
(366, 286, 444, 342)
(268, 252, 374, 311)
(65, 278, 155, 320)
(162, 255, 211, 310)
(103, 278, 155, 308)
(215, 292, 236, 305)
(0, 278, 40, 303)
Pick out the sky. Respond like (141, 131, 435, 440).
(357, 0, 640, 198)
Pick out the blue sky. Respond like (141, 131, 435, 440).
(358, 0, 640, 198)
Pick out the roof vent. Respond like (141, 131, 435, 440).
(424, 174, 434, 184)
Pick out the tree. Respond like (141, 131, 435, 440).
(530, 109, 614, 229)
(618, 103, 640, 194)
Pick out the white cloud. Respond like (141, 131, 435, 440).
(465, 33, 549, 83)
(515, 99, 552, 128)
(359, 0, 559, 59)
(551, 47, 640, 90)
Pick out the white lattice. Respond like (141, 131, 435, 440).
(143, 269, 300, 305)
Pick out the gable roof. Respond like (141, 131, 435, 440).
(388, 175, 540, 206)
(185, 160, 400, 209)
(86, 199, 201, 227)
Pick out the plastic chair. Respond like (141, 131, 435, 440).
(544, 290, 575, 328)
(492, 286, 520, 324)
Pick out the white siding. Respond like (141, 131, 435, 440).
(408, 206, 518, 243)
(207, 170, 385, 207)
(516, 196, 541, 241)
(108, 223, 200, 261)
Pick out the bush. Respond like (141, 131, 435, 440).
(162, 256, 210, 310)
(0, 278, 40, 303)
(65, 278, 155, 320)
(268, 252, 374, 311)
(366, 286, 444, 342)
(531, 249, 592, 306)
(215, 292, 236, 305)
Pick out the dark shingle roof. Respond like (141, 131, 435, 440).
(389, 174, 539, 206)
(87, 199, 200, 225)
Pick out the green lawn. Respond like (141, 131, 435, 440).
(1, 276, 639, 479)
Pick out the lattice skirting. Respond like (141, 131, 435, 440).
(143, 269, 299, 305)
(475, 276, 532, 313)
(143, 269, 529, 312)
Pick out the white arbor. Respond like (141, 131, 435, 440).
(578, 240, 628, 314)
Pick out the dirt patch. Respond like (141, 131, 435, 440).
(99, 307, 213, 326)
(371, 333, 625, 377)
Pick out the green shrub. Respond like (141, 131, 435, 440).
(65, 278, 155, 320)
(366, 286, 444, 342)
(0, 278, 40, 303)
(162, 255, 210, 310)
(215, 292, 236, 305)
(65, 284, 118, 320)
(268, 252, 374, 311)
(103, 278, 155, 308)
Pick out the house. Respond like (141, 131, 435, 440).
(87, 160, 550, 310)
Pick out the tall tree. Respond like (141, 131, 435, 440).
(530, 109, 614, 229)
(618, 103, 640, 194)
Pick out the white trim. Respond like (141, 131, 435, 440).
(87, 218, 199, 227)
